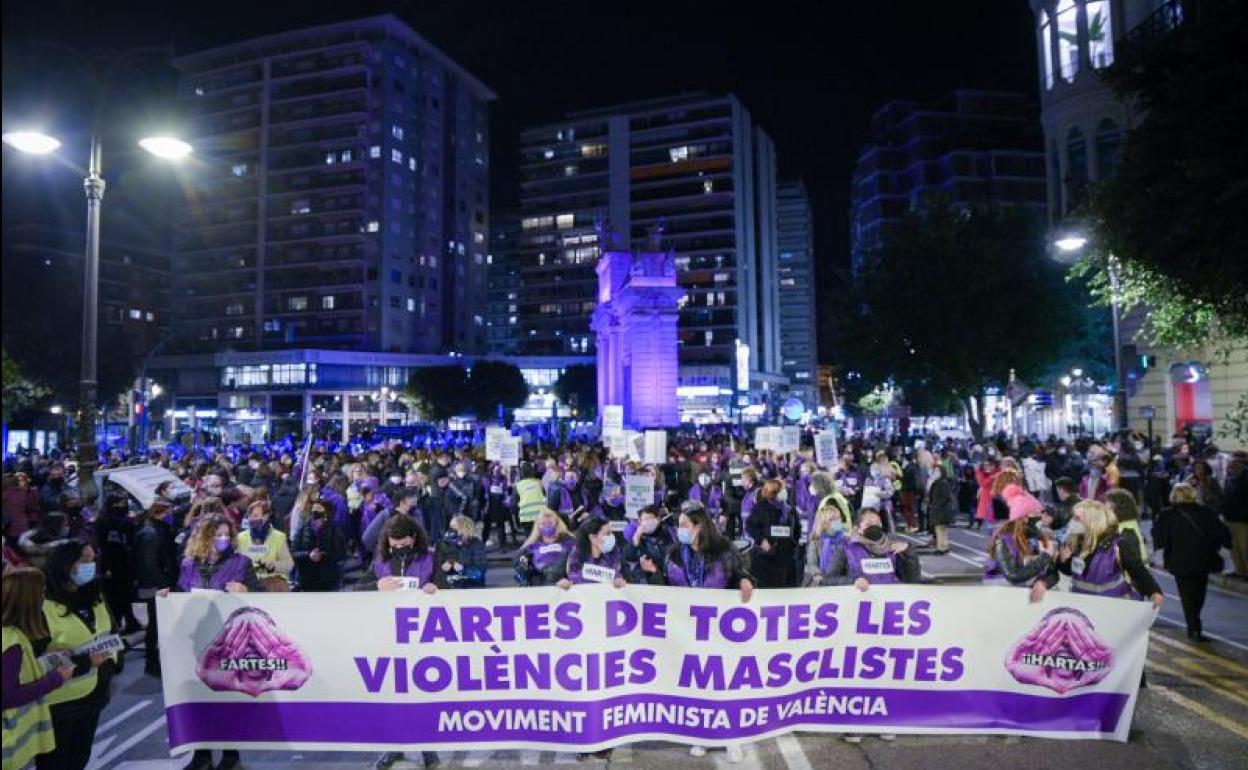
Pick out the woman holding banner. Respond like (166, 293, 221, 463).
(982, 485, 1059, 603)
(513, 510, 574, 587)
(560, 517, 627, 588)
(1058, 501, 1163, 606)
(433, 515, 487, 589)
(663, 502, 752, 762)
(804, 497, 851, 586)
(623, 505, 676, 585)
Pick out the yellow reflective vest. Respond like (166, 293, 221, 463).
(2, 626, 56, 770)
(236, 528, 293, 581)
(516, 478, 546, 524)
(41, 599, 114, 707)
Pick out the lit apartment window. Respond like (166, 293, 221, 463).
(226, 303, 244, 316)
(409, 157, 417, 172)
(291, 200, 311, 215)
(369, 145, 381, 159)
(407, 298, 416, 312)
(366, 221, 379, 233)
(580, 143, 606, 157)
(556, 214, 574, 230)
(146, 312, 155, 322)
(341, 150, 352, 163)
(509, 316, 517, 325)
(474, 315, 484, 326)
(288, 296, 308, 311)
(322, 295, 335, 310)
(392, 125, 404, 140)
(564, 165, 577, 177)
(1086, 1, 1114, 68)
(325, 153, 336, 165)
(704, 180, 714, 194)
(194, 86, 205, 96)
(129, 308, 142, 320)
(391, 149, 403, 164)
(473, 232, 485, 244)
(704, 330, 714, 346)
(429, 256, 438, 268)
(669, 146, 689, 162)
(543, 148, 555, 160)
(231, 163, 248, 177)
(230, 326, 245, 339)
(714, 272, 729, 283)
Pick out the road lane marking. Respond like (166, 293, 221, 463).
(86, 715, 167, 770)
(775, 734, 815, 770)
(1150, 630, 1248, 675)
(1152, 614, 1248, 653)
(1147, 681, 1248, 740)
(897, 533, 984, 569)
(95, 700, 153, 739)
(1164, 655, 1248, 706)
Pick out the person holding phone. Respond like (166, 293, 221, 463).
(623, 505, 674, 585)
(3, 567, 75, 770)
(37, 541, 120, 770)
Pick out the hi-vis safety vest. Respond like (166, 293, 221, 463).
(516, 478, 546, 524)
(2, 626, 56, 770)
(237, 528, 290, 579)
(41, 599, 114, 706)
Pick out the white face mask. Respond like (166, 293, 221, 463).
(777, 489, 788, 503)
(600, 533, 617, 553)
(1067, 520, 1086, 536)
(698, 475, 710, 486)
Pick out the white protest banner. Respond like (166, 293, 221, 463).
(815, 431, 839, 469)
(602, 406, 624, 437)
(74, 633, 126, 658)
(629, 432, 645, 462)
(643, 430, 667, 465)
(158, 586, 1152, 754)
(608, 431, 634, 459)
(497, 437, 522, 467)
(753, 427, 778, 452)
(623, 475, 654, 518)
(780, 426, 801, 454)
(485, 428, 509, 461)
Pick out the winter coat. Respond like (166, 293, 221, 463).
(927, 476, 957, 527)
(974, 467, 1000, 522)
(745, 499, 801, 588)
(134, 519, 179, 593)
(432, 536, 487, 589)
(291, 520, 347, 591)
(1153, 503, 1231, 577)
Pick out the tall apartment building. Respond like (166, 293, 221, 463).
(171, 15, 494, 355)
(776, 182, 818, 407)
(850, 90, 1047, 274)
(484, 209, 521, 355)
(516, 93, 782, 387)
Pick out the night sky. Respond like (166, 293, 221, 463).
(3, 0, 1039, 357)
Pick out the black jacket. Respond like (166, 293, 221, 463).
(134, 519, 179, 591)
(1153, 503, 1231, 576)
(745, 499, 801, 588)
(291, 521, 347, 591)
(622, 526, 675, 585)
(1223, 473, 1248, 524)
(927, 477, 957, 527)
(432, 535, 487, 589)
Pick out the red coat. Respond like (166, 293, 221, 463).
(974, 467, 1001, 522)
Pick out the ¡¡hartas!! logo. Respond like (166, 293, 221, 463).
(197, 607, 313, 697)
(1005, 607, 1114, 695)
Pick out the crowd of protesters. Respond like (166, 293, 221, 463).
(2, 424, 1245, 768)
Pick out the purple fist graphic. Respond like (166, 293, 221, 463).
(1006, 608, 1114, 695)
(197, 607, 313, 697)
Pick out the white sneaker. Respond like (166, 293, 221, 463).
(725, 745, 745, 763)
(689, 746, 707, 757)
(842, 734, 863, 744)
(879, 733, 897, 742)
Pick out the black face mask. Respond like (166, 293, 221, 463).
(390, 546, 413, 560)
(863, 525, 885, 542)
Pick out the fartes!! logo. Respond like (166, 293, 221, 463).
(196, 607, 313, 697)
(1005, 607, 1114, 695)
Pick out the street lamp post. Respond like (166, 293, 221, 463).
(3, 127, 190, 498)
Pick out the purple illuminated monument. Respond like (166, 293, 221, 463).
(591, 221, 684, 429)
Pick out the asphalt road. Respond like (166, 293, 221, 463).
(80, 521, 1248, 770)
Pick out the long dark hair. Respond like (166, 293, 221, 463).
(574, 517, 610, 559)
(43, 539, 101, 614)
(678, 504, 731, 558)
(377, 514, 429, 563)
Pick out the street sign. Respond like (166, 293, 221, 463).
(1139, 406, 1157, 420)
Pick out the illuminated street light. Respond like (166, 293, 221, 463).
(1054, 235, 1088, 253)
(138, 136, 193, 160)
(2, 131, 61, 154)
(50, 405, 63, 415)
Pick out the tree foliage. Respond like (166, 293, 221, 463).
(554, 365, 597, 419)
(2, 348, 49, 423)
(465, 360, 530, 420)
(832, 196, 1090, 440)
(404, 365, 469, 422)
(1087, 0, 1248, 332)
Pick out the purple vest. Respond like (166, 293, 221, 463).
(522, 538, 573, 571)
(688, 484, 722, 513)
(844, 539, 899, 584)
(665, 547, 733, 589)
(817, 532, 847, 574)
(741, 488, 758, 522)
(1071, 534, 1139, 599)
(179, 553, 251, 591)
(795, 476, 815, 517)
(373, 548, 435, 583)
(567, 547, 623, 584)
